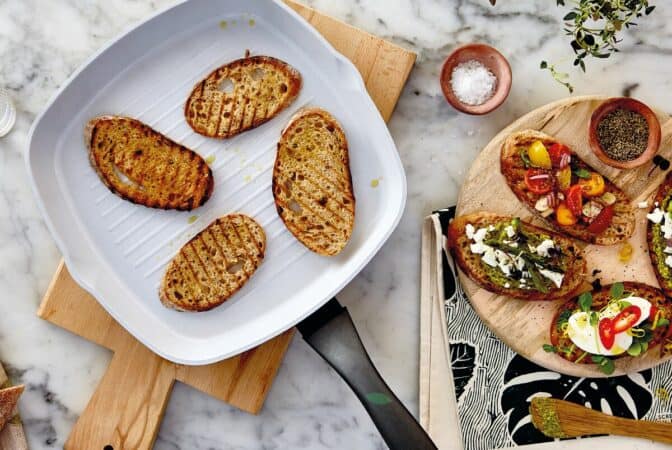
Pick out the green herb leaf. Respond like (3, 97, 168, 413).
(540, 61, 548, 69)
(573, 168, 591, 179)
(543, 344, 557, 353)
(519, 147, 531, 168)
(657, 318, 670, 328)
(590, 311, 599, 327)
(365, 392, 392, 405)
(617, 300, 632, 310)
(610, 282, 625, 300)
(578, 292, 593, 313)
(592, 355, 615, 375)
(627, 342, 642, 356)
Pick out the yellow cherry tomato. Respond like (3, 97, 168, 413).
(578, 172, 606, 197)
(556, 202, 577, 226)
(527, 140, 552, 169)
(556, 167, 571, 191)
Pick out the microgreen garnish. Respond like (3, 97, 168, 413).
(610, 282, 625, 300)
(543, 344, 557, 353)
(573, 168, 591, 179)
(578, 292, 593, 313)
(592, 355, 615, 375)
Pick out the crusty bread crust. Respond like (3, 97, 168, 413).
(273, 107, 354, 256)
(550, 282, 671, 363)
(647, 171, 672, 297)
(0, 384, 23, 432)
(447, 212, 586, 301)
(86, 116, 213, 211)
(500, 130, 635, 245)
(185, 55, 302, 139)
(159, 214, 265, 312)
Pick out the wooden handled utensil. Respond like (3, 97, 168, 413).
(530, 397, 672, 444)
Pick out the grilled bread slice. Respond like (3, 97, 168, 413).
(550, 282, 671, 365)
(273, 108, 354, 256)
(159, 214, 265, 312)
(0, 385, 23, 432)
(185, 55, 302, 139)
(501, 130, 635, 245)
(86, 116, 213, 210)
(447, 212, 586, 301)
(647, 172, 672, 297)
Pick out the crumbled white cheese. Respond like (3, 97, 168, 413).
(495, 249, 513, 276)
(510, 242, 518, 248)
(638, 201, 650, 209)
(665, 247, 672, 254)
(466, 224, 475, 239)
(473, 227, 488, 243)
(504, 283, 511, 288)
(535, 239, 556, 257)
(481, 248, 498, 267)
(515, 256, 526, 271)
(505, 225, 516, 238)
(488, 225, 496, 232)
(470, 242, 487, 254)
(666, 255, 672, 269)
(663, 214, 672, 240)
(539, 268, 565, 288)
(647, 208, 665, 224)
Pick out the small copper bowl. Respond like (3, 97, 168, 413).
(588, 97, 661, 169)
(440, 43, 512, 115)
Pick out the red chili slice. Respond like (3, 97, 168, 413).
(599, 317, 615, 350)
(586, 205, 615, 234)
(612, 305, 642, 333)
(525, 169, 553, 195)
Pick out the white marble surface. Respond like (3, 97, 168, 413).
(1, 0, 672, 449)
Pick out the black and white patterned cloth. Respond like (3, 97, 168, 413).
(434, 208, 672, 449)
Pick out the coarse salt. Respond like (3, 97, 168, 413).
(450, 60, 497, 106)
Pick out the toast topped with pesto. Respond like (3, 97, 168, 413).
(500, 130, 635, 245)
(646, 171, 672, 297)
(447, 213, 586, 301)
(547, 282, 672, 375)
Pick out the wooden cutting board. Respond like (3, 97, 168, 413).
(36, 2, 415, 449)
(456, 95, 672, 378)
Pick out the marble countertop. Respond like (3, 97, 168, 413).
(2, 0, 672, 449)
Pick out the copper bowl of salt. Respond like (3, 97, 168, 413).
(440, 43, 512, 115)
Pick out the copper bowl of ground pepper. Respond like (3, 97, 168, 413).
(589, 97, 661, 169)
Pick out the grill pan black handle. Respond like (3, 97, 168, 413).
(298, 298, 438, 450)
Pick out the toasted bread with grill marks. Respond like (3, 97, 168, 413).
(159, 214, 265, 312)
(550, 282, 671, 363)
(273, 108, 354, 256)
(185, 55, 302, 139)
(86, 116, 213, 211)
(501, 130, 635, 245)
(447, 212, 586, 301)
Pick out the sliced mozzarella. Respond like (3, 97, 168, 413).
(567, 312, 632, 356)
(538, 268, 564, 288)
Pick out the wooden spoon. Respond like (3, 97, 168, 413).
(530, 397, 672, 444)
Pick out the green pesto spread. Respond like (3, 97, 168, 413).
(652, 194, 672, 285)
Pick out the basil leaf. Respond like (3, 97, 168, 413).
(590, 311, 599, 327)
(610, 282, 625, 300)
(657, 318, 670, 328)
(578, 292, 593, 313)
(543, 344, 557, 353)
(573, 168, 591, 179)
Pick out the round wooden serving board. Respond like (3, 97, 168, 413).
(456, 95, 672, 377)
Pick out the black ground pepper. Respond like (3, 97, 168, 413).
(597, 108, 649, 161)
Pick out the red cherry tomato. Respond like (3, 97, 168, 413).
(650, 306, 659, 325)
(612, 305, 642, 333)
(565, 185, 583, 216)
(525, 169, 553, 195)
(587, 205, 615, 234)
(599, 317, 615, 350)
(548, 143, 572, 168)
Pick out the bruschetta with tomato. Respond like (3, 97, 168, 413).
(500, 130, 635, 245)
(547, 282, 672, 375)
(447, 213, 586, 301)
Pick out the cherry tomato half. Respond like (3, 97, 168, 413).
(612, 305, 642, 334)
(525, 169, 553, 195)
(586, 205, 614, 234)
(566, 185, 583, 217)
(599, 317, 615, 350)
(548, 143, 572, 168)
(556, 203, 577, 226)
